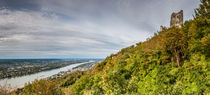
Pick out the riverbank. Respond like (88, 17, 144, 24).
(0, 60, 100, 89)
(0, 59, 93, 79)
(47, 61, 98, 79)
(0, 60, 99, 94)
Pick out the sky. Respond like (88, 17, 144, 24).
(0, 0, 200, 59)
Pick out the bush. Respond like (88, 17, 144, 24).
(20, 79, 64, 95)
(0, 83, 15, 95)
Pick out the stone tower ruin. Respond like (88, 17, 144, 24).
(170, 10, 183, 28)
(160, 10, 183, 31)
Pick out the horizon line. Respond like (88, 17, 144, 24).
(0, 57, 105, 60)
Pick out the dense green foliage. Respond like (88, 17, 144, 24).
(18, 0, 209, 95)
(20, 79, 64, 95)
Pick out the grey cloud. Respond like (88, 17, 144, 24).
(38, 0, 200, 33)
(0, 0, 201, 58)
(0, 9, 125, 58)
(0, 24, 17, 30)
(0, 0, 40, 10)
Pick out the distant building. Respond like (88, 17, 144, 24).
(160, 10, 183, 31)
(170, 10, 183, 28)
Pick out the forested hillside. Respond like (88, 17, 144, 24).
(14, 0, 210, 95)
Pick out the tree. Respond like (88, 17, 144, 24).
(162, 27, 187, 66)
(190, 0, 210, 57)
(194, 0, 210, 19)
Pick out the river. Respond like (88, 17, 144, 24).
(0, 61, 92, 88)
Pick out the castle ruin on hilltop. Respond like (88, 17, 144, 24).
(160, 10, 183, 31)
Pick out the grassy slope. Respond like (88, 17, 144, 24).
(60, 3, 210, 93)
(18, 1, 209, 95)
(61, 26, 209, 94)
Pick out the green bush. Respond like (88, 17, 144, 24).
(20, 79, 64, 95)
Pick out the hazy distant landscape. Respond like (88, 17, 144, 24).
(0, 59, 102, 79)
(0, 59, 102, 90)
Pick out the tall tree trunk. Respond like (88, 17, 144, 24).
(175, 50, 180, 67)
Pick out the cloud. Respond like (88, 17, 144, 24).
(0, 9, 135, 58)
(0, 0, 201, 58)
(37, 0, 200, 35)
